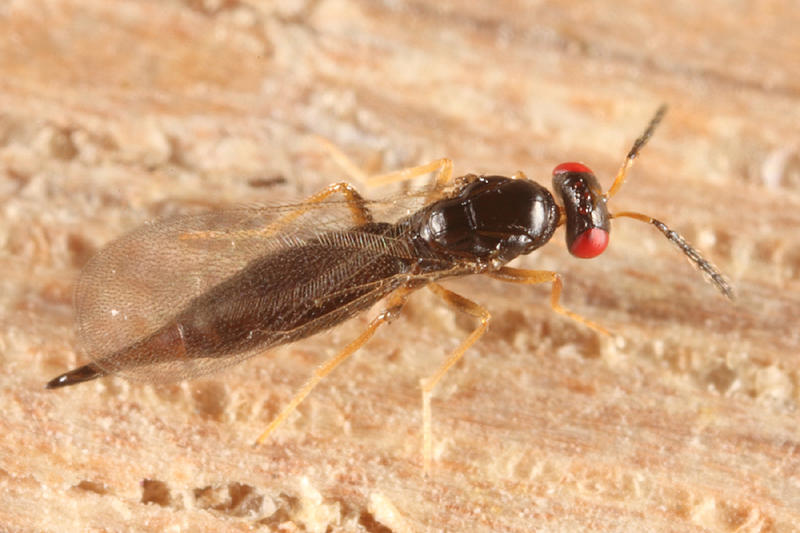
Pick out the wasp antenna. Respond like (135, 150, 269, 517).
(626, 105, 668, 162)
(612, 211, 734, 300)
(605, 105, 668, 200)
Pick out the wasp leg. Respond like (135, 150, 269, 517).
(420, 283, 491, 474)
(254, 287, 413, 445)
(315, 136, 454, 197)
(314, 135, 373, 184)
(271, 181, 373, 228)
(488, 267, 611, 336)
(180, 181, 373, 242)
(367, 158, 454, 197)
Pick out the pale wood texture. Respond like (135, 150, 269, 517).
(1, 1, 799, 531)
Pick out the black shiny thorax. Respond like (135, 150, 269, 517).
(409, 175, 560, 267)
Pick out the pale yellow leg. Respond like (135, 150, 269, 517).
(315, 135, 454, 197)
(180, 181, 372, 242)
(488, 266, 611, 336)
(420, 283, 491, 473)
(367, 158, 453, 192)
(314, 135, 371, 184)
(255, 288, 412, 445)
(264, 181, 372, 231)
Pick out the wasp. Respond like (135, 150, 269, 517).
(48, 106, 732, 470)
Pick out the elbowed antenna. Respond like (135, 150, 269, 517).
(552, 106, 670, 261)
(602, 105, 734, 300)
(612, 211, 734, 299)
(604, 104, 668, 201)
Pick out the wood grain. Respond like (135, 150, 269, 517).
(1, 1, 798, 531)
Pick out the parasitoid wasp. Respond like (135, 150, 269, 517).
(47, 105, 733, 470)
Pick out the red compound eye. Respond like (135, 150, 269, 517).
(569, 227, 609, 258)
(553, 162, 594, 175)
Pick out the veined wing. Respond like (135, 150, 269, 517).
(75, 191, 433, 383)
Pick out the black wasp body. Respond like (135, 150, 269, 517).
(47, 174, 561, 386)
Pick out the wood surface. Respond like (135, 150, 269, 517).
(1, 1, 799, 531)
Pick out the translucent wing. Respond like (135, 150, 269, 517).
(75, 192, 432, 383)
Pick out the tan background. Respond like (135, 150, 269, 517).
(1, 1, 799, 531)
